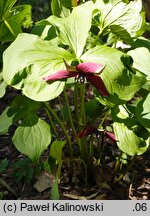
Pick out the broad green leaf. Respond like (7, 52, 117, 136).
(0, 0, 32, 43)
(114, 121, 149, 156)
(13, 5, 33, 29)
(128, 48, 150, 77)
(2, 33, 75, 101)
(0, 81, 7, 98)
(81, 45, 146, 103)
(51, 0, 73, 17)
(32, 19, 61, 47)
(112, 105, 149, 155)
(9, 95, 41, 122)
(12, 113, 51, 163)
(85, 98, 104, 119)
(0, 0, 16, 14)
(0, 95, 39, 135)
(49, 1, 94, 57)
(11, 95, 40, 111)
(0, 107, 14, 135)
(50, 140, 66, 163)
(109, 25, 133, 44)
(32, 20, 58, 41)
(0, 0, 17, 42)
(95, 0, 146, 38)
(136, 93, 150, 131)
(131, 37, 150, 51)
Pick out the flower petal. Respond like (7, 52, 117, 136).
(78, 126, 97, 138)
(86, 74, 109, 97)
(76, 62, 104, 74)
(43, 70, 78, 81)
(105, 131, 116, 142)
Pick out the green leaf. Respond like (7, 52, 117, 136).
(109, 25, 133, 44)
(0, 159, 9, 174)
(32, 20, 58, 41)
(95, 0, 146, 38)
(51, 178, 60, 200)
(85, 98, 104, 119)
(9, 95, 41, 122)
(131, 37, 150, 51)
(51, 0, 73, 17)
(128, 48, 150, 77)
(12, 158, 34, 183)
(81, 45, 146, 104)
(0, 0, 16, 15)
(0, 81, 7, 98)
(114, 121, 149, 156)
(50, 140, 66, 163)
(0, 107, 14, 135)
(0, 0, 32, 43)
(112, 105, 149, 155)
(12, 113, 51, 163)
(49, 1, 94, 57)
(11, 95, 40, 112)
(2, 33, 75, 101)
(136, 93, 150, 131)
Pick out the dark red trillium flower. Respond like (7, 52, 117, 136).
(43, 62, 109, 97)
(78, 125, 116, 142)
(77, 0, 80, 5)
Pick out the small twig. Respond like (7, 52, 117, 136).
(63, 190, 101, 200)
(128, 171, 136, 200)
(0, 178, 17, 198)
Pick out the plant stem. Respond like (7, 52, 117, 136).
(0, 178, 17, 197)
(43, 102, 73, 158)
(89, 136, 94, 158)
(112, 152, 122, 180)
(98, 108, 110, 129)
(63, 90, 79, 142)
(44, 107, 59, 139)
(91, 29, 103, 48)
(57, 97, 66, 123)
(79, 84, 88, 162)
(62, 158, 88, 186)
(80, 84, 86, 125)
(99, 133, 105, 163)
(116, 156, 136, 182)
(73, 83, 80, 129)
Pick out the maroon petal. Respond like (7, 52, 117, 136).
(43, 70, 78, 81)
(76, 62, 104, 74)
(78, 126, 97, 138)
(86, 74, 109, 97)
(105, 131, 116, 142)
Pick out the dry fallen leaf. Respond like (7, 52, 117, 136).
(34, 172, 55, 192)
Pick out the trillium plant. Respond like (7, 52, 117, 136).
(0, 0, 150, 195)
